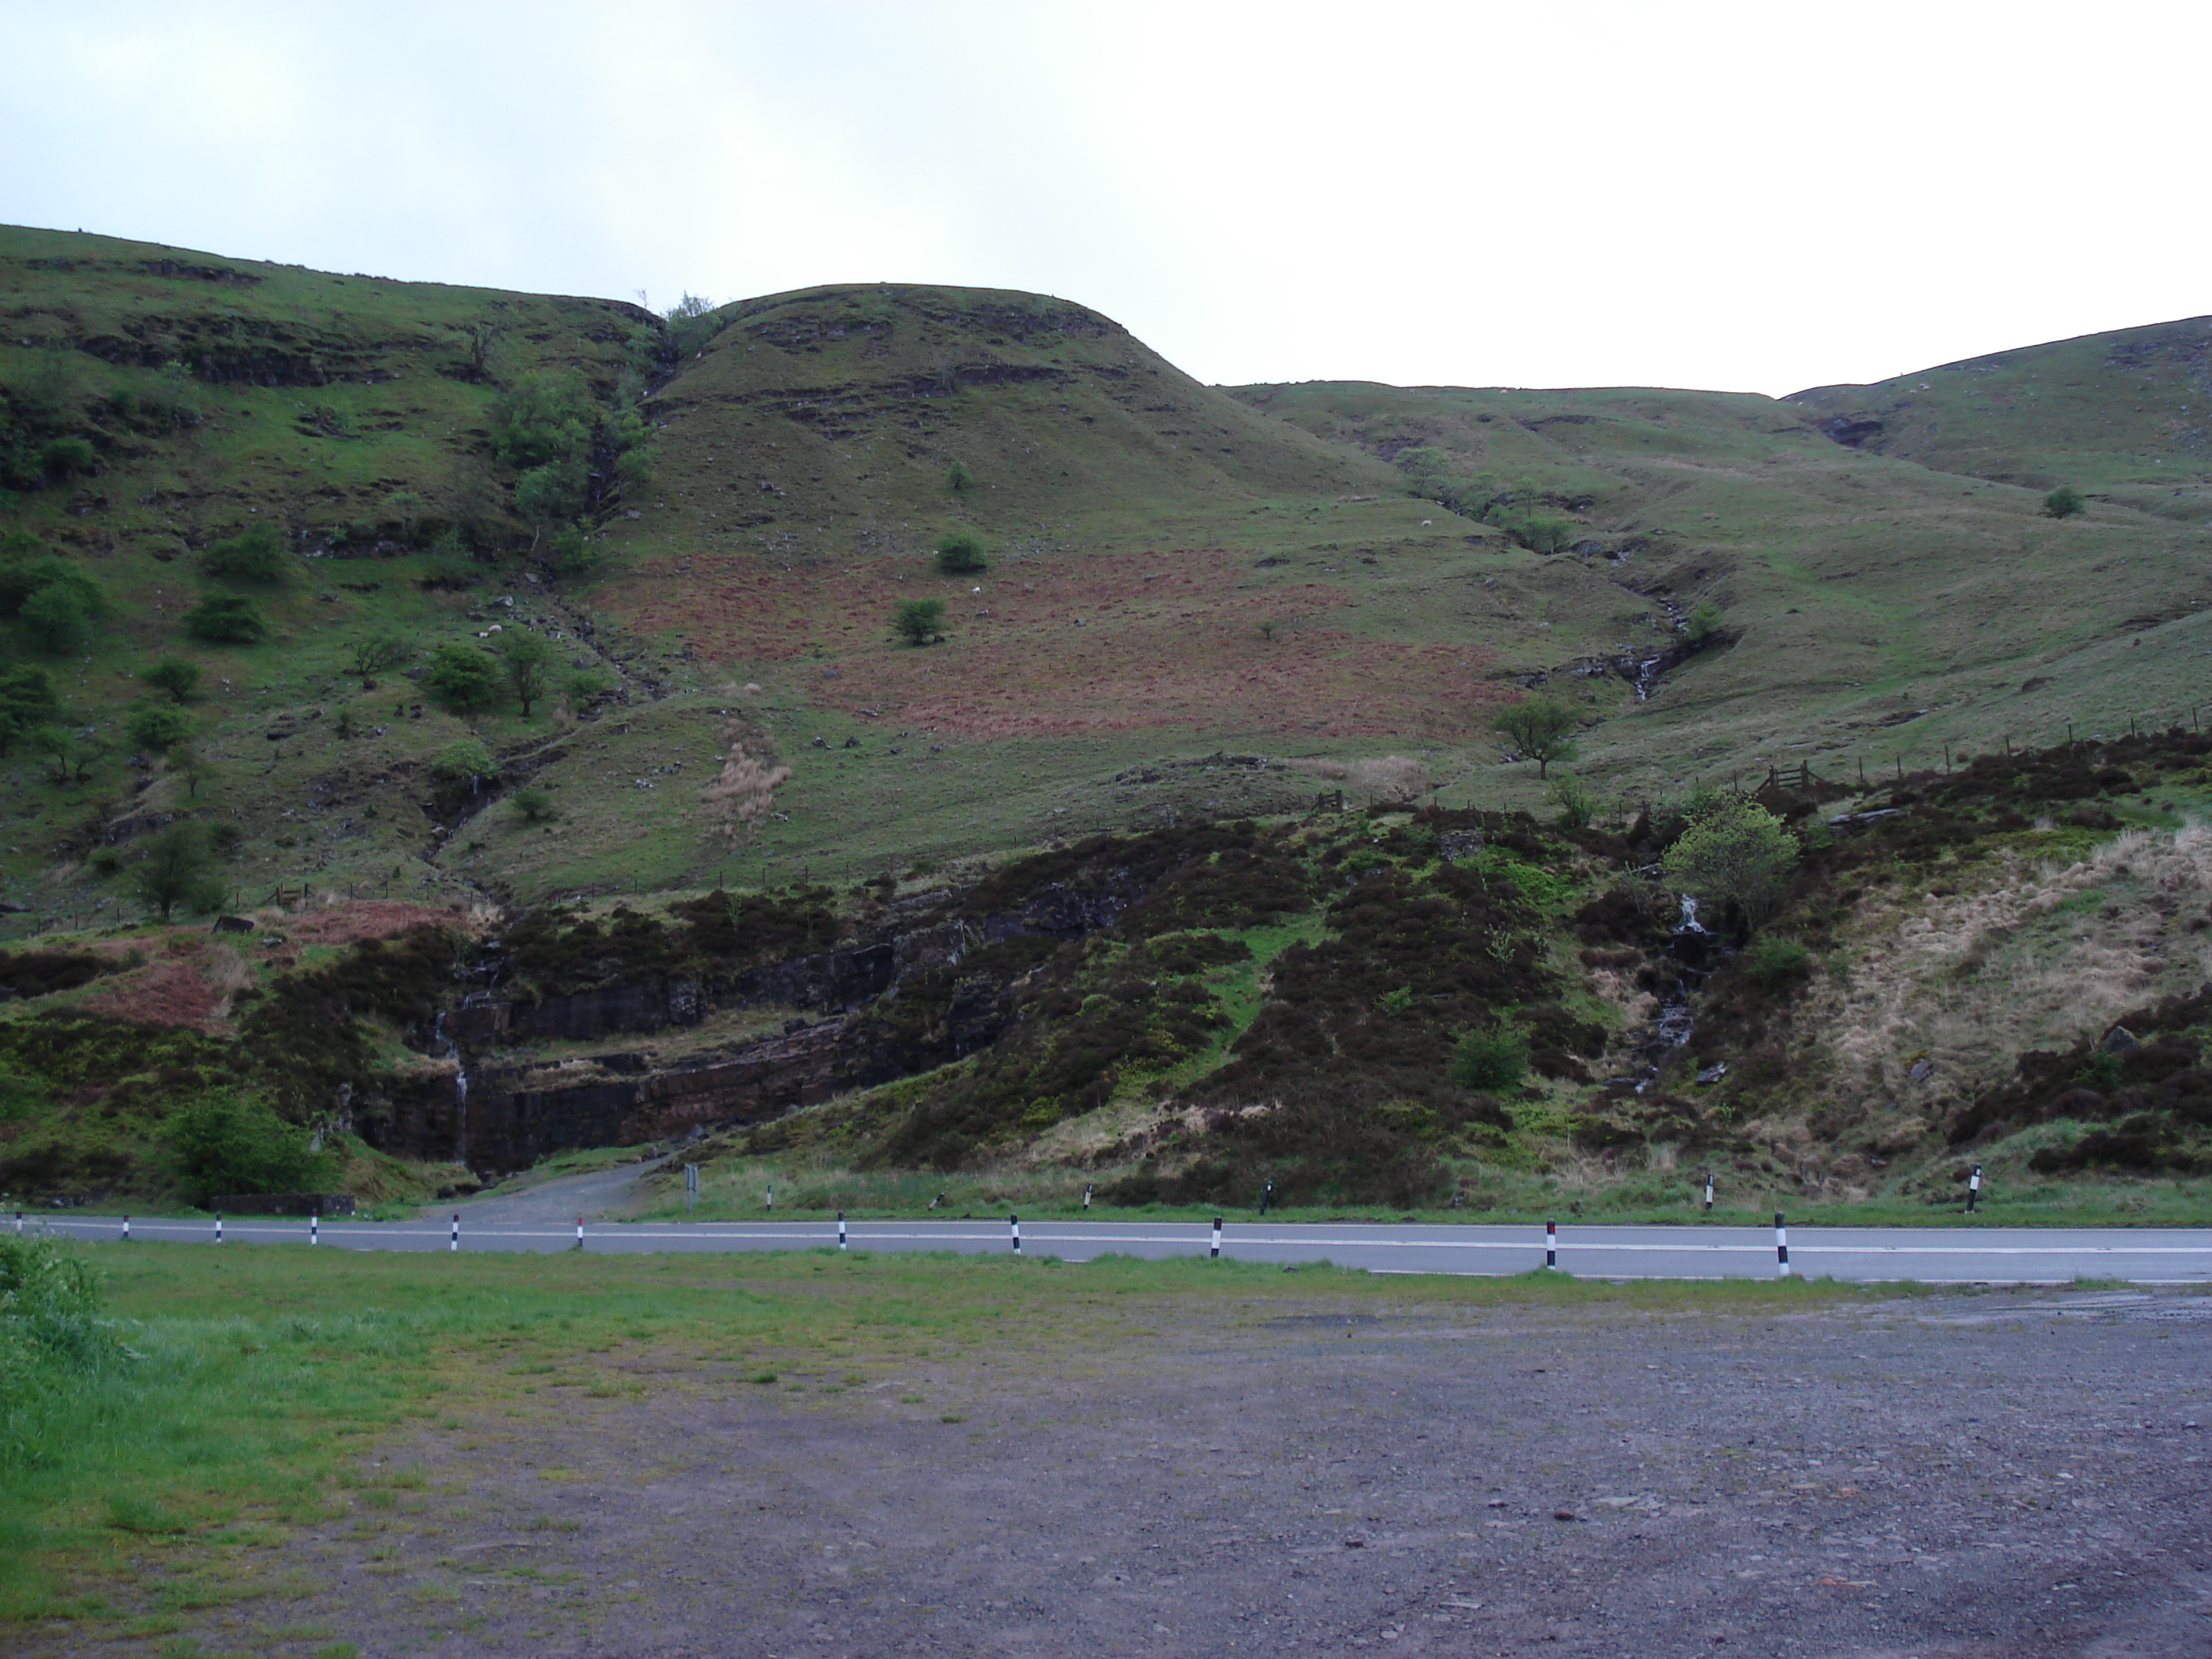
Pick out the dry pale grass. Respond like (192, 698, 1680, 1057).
(699, 716, 792, 845)
(1807, 824, 2212, 1119)
(1293, 753, 1433, 804)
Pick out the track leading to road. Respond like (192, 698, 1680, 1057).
(23, 1213, 2212, 1283)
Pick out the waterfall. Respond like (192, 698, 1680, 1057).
(435, 1011, 470, 1166)
(1617, 893, 1714, 1094)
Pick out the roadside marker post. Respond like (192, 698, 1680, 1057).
(1775, 1212, 1790, 1277)
(123, 1214, 130, 1243)
(216, 1212, 224, 1245)
(1210, 1216, 1222, 1259)
(1260, 1180, 1274, 1216)
(574, 1217, 584, 1251)
(309, 1211, 317, 1247)
(1703, 1171, 1714, 1213)
(1967, 1163, 1983, 1214)
(1082, 1183, 1093, 1210)
(684, 1163, 699, 1211)
(764, 1185, 773, 1212)
(449, 1213, 460, 1253)
(837, 1210, 848, 1251)
(1010, 1214, 1021, 1254)
(1545, 1219, 1557, 1270)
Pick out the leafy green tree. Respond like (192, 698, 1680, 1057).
(0, 666, 59, 753)
(2042, 484, 2086, 518)
(894, 598, 946, 646)
(430, 738, 497, 791)
(166, 1090, 334, 1202)
(134, 822, 226, 922)
(347, 630, 410, 683)
(126, 704, 194, 758)
(181, 593, 268, 644)
(663, 291, 724, 357)
(423, 643, 504, 712)
(511, 786, 558, 822)
(143, 657, 200, 703)
(566, 667, 614, 706)
(514, 457, 588, 541)
(200, 522, 288, 584)
(489, 372, 595, 471)
(1489, 695, 1580, 778)
(1685, 601, 1724, 643)
(1393, 445, 1453, 497)
(1661, 794, 1800, 934)
(1449, 1027, 1527, 1092)
(0, 556, 105, 623)
(496, 630, 552, 716)
(946, 459, 975, 494)
(28, 724, 85, 785)
(935, 531, 987, 574)
(18, 585, 94, 654)
(1547, 771, 1596, 830)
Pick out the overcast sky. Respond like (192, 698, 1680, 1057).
(4, 0, 2205, 396)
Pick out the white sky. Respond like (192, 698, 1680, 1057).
(3, 0, 2205, 396)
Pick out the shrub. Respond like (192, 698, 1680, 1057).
(423, 642, 503, 712)
(0, 556, 103, 621)
(0, 666, 58, 753)
(489, 372, 595, 471)
(143, 657, 200, 703)
(18, 585, 93, 654)
(934, 531, 987, 575)
(165, 1090, 334, 1203)
(1489, 695, 1579, 778)
(133, 822, 225, 921)
(347, 630, 410, 683)
(1449, 1028, 1528, 1093)
(1742, 935, 1812, 989)
(37, 435, 97, 481)
(1685, 601, 1723, 643)
(126, 704, 194, 757)
(1547, 771, 1597, 830)
(945, 460, 974, 494)
(2042, 485, 2086, 519)
(200, 522, 287, 584)
(511, 786, 558, 823)
(181, 593, 268, 644)
(894, 598, 946, 646)
(430, 738, 496, 790)
(566, 667, 614, 706)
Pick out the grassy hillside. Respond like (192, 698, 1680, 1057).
(1231, 376, 2212, 808)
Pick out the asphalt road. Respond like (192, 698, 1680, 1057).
(23, 1211, 2212, 1283)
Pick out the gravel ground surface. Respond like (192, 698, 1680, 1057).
(53, 1287, 2212, 1657)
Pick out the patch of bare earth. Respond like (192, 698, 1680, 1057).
(616, 550, 1502, 738)
(76, 1291, 2212, 1657)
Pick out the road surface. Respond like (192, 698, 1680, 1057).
(21, 1210, 2212, 1284)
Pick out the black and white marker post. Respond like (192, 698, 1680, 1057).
(1260, 1180, 1274, 1216)
(309, 1210, 318, 1247)
(1545, 1218, 1557, 1270)
(1210, 1215, 1222, 1259)
(837, 1210, 848, 1251)
(1703, 1170, 1715, 1213)
(122, 1214, 130, 1243)
(449, 1212, 460, 1253)
(574, 1217, 584, 1251)
(215, 1212, 224, 1245)
(1966, 1163, 1983, 1214)
(1774, 1211, 1790, 1277)
(1009, 1214, 1021, 1255)
(1083, 1183, 1093, 1210)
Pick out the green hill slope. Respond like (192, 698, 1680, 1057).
(1231, 375, 2212, 804)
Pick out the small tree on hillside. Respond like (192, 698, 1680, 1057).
(894, 598, 946, 646)
(423, 643, 503, 712)
(1489, 695, 1580, 779)
(496, 630, 552, 716)
(946, 460, 975, 494)
(348, 630, 411, 685)
(2042, 484, 2086, 518)
(181, 594, 268, 644)
(144, 657, 201, 703)
(18, 585, 95, 655)
(201, 522, 288, 584)
(134, 822, 225, 922)
(935, 531, 987, 575)
(126, 704, 194, 759)
(1661, 794, 1800, 935)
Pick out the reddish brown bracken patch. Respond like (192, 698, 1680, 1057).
(277, 902, 465, 947)
(79, 960, 225, 1031)
(612, 549, 1503, 739)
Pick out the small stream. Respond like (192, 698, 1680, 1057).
(1618, 896, 1717, 1094)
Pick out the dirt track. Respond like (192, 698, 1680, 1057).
(64, 1287, 2212, 1657)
